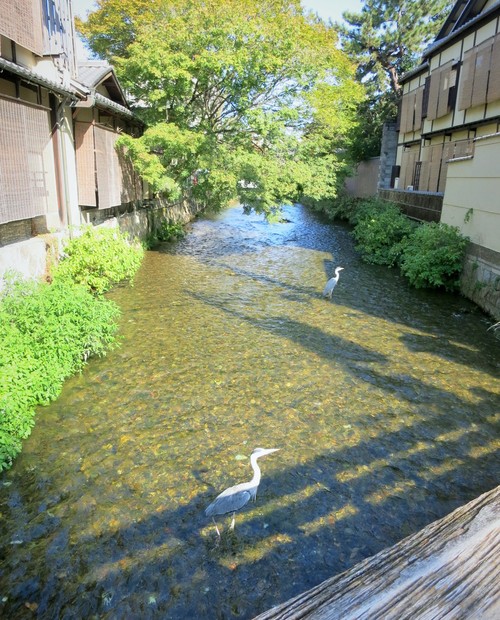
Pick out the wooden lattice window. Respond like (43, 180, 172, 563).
(0, 96, 52, 225)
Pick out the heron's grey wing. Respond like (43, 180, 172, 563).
(322, 278, 335, 297)
(205, 487, 252, 517)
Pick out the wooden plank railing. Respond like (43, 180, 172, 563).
(255, 485, 500, 620)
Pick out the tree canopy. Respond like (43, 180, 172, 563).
(77, 0, 363, 214)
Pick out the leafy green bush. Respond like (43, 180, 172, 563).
(399, 222, 469, 290)
(306, 192, 361, 223)
(157, 220, 186, 242)
(0, 276, 120, 470)
(53, 226, 144, 295)
(352, 199, 416, 266)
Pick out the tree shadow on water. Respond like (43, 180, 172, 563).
(401, 331, 500, 378)
(2, 392, 498, 620)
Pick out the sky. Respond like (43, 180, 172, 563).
(72, 0, 363, 24)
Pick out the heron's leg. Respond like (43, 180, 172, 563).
(230, 512, 236, 530)
(212, 517, 221, 537)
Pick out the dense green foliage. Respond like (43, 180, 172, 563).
(78, 0, 363, 215)
(53, 226, 144, 295)
(310, 195, 469, 290)
(339, 0, 453, 95)
(0, 277, 120, 470)
(157, 220, 186, 242)
(0, 226, 144, 470)
(399, 222, 469, 290)
(351, 199, 416, 266)
(305, 190, 360, 223)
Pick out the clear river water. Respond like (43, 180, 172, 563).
(1, 204, 499, 619)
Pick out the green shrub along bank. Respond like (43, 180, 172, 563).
(156, 220, 186, 243)
(308, 194, 469, 291)
(398, 222, 470, 291)
(0, 227, 144, 470)
(351, 199, 416, 266)
(53, 226, 145, 295)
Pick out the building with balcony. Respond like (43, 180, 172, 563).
(391, 0, 500, 317)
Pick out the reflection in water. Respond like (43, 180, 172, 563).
(1, 204, 499, 619)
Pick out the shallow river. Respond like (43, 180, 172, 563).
(1, 204, 499, 619)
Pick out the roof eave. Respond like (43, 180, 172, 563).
(0, 58, 81, 102)
(423, 1, 500, 59)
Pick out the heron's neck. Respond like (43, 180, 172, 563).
(250, 455, 262, 486)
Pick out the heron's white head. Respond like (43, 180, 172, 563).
(335, 267, 344, 274)
(252, 447, 280, 458)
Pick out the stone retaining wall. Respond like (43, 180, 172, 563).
(461, 243, 500, 320)
(0, 198, 205, 289)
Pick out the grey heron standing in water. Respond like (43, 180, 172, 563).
(323, 266, 344, 299)
(205, 447, 280, 536)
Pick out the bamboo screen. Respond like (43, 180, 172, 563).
(75, 122, 97, 207)
(94, 126, 122, 210)
(118, 149, 143, 204)
(400, 86, 425, 134)
(427, 61, 454, 121)
(459, 48, 476, 110)
(487, 34, 500, 103)
(399, 144, 420, 190)
(75, 122, 144, 209)
(0, 97, 51, 225)
(472, 41, 493, 108)
(0, 0, 44, 56)
(416, 143, 444, 192)
(458, 35, 500, 110)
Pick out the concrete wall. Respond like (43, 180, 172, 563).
(345, 157, 380, 198)
(378, 121, 398, 189)
(461, 243, 500, 320)
(441, 133, 500, 254)
(440, 132, 500, 319)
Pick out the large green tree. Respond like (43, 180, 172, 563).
(338, 0, 453, 160)
(77, 0, 363, 214)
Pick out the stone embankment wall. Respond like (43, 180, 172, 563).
(461, 243, 500, 320)
(0, 198, 204, 289)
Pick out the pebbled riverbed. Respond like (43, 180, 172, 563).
(1, 204, 499, 619)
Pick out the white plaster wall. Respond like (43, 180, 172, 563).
(441, 132, 500, 254)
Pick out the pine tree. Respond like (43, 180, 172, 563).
(339, 0, 453, 95)
(338, 0, 453, 161)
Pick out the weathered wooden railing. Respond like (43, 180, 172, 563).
(255, 485, 500, 619)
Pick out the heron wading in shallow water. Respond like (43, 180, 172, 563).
(205, 447, 280, 536)
(323, 266, 344, 299)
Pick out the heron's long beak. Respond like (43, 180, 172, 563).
(263, 448, 280, 455)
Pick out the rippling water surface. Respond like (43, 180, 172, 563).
(1, 204, 499, 618)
